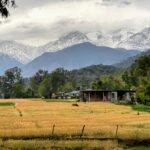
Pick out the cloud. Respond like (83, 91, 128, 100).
(100, 0, 132, 7)
(1, 0, 150, 46)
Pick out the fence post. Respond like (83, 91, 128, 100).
(80, 125, 85, 138)
(115, 125, 119, 139)
(52, 124, 55, 136)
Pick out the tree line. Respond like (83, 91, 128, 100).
(0, 55, 150, 104)
(0, 68, 74, 99)
(0, 64, 118, 99)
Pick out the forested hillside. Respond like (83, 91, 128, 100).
(115, 49, 150, 68)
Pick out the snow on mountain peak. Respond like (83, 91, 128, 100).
(0, 41, 35, 64)
(59, 31, 89, 41)
(1, 27, 150, 65)
(37, 31, 89, 55)
(117, 27, 150, 50)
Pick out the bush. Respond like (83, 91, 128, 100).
(136, 92, 145, 104)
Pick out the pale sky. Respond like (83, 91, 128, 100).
(0, 0, 150, 46)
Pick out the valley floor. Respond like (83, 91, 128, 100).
(0, 99, 150, 149)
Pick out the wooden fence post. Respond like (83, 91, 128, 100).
(115, 125, 119, 139)
(52, 124, 55, 136)
(80, 125, 85, 138)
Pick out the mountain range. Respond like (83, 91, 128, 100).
(0, 41, 35, 64)
(1, 27, 150, 76)
(22, 42, 139, 77)
(1, 27, 150, 64)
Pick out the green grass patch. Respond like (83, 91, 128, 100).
(131, 104, 150, 113)
(45, 99, 77, 103)
(128, 146, 150, 150)
(117, 103, 150, 113)
(0, 102, 15, 106)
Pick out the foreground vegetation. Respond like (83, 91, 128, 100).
(0, 99, 149, 149)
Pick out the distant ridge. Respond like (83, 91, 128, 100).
(70, 64, 119, 83)
(0, 53, 22, 75)
(114, 49, 150, 68)
(22, 42, 139, 77)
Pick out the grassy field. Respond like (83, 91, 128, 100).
(0, 102, 15, 106)
(0, 99, 149, 149)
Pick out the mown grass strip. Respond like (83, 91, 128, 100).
(0, 102, 15, 106)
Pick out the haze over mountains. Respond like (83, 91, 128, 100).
(1, 27, 150, 76)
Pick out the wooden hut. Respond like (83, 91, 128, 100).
(80, 90, 135, 102)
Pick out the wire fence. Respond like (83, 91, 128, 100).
(0, 124, 150, 141)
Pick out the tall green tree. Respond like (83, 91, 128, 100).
(92, 75, 125, 90)
(122, 55, 150, 103)
(0, 67, 24, 98)
(38, 76, 52, 98)
(38, 68, 71, 98)
(30, 70, 48, 97)
(49, 68, 69, 94)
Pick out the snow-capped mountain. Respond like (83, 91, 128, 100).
(1, 27, 150, 66)
(111, 28, 136, 45)
(86, 28, 136, 48)
(117, 27, 150, 50)
(0, 41, 36, 64)
(37, 31, 89, 55)
(0, 32, 89, 64)
(86, 31, 113, 47)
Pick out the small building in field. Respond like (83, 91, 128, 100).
(80, 89, 135, 102)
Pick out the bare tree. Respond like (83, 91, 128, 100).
(0, 0, 16, 17)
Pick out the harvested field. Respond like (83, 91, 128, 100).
(0, 99, 149, 149)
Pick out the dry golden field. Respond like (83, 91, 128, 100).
(0, 99, 149, 149)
